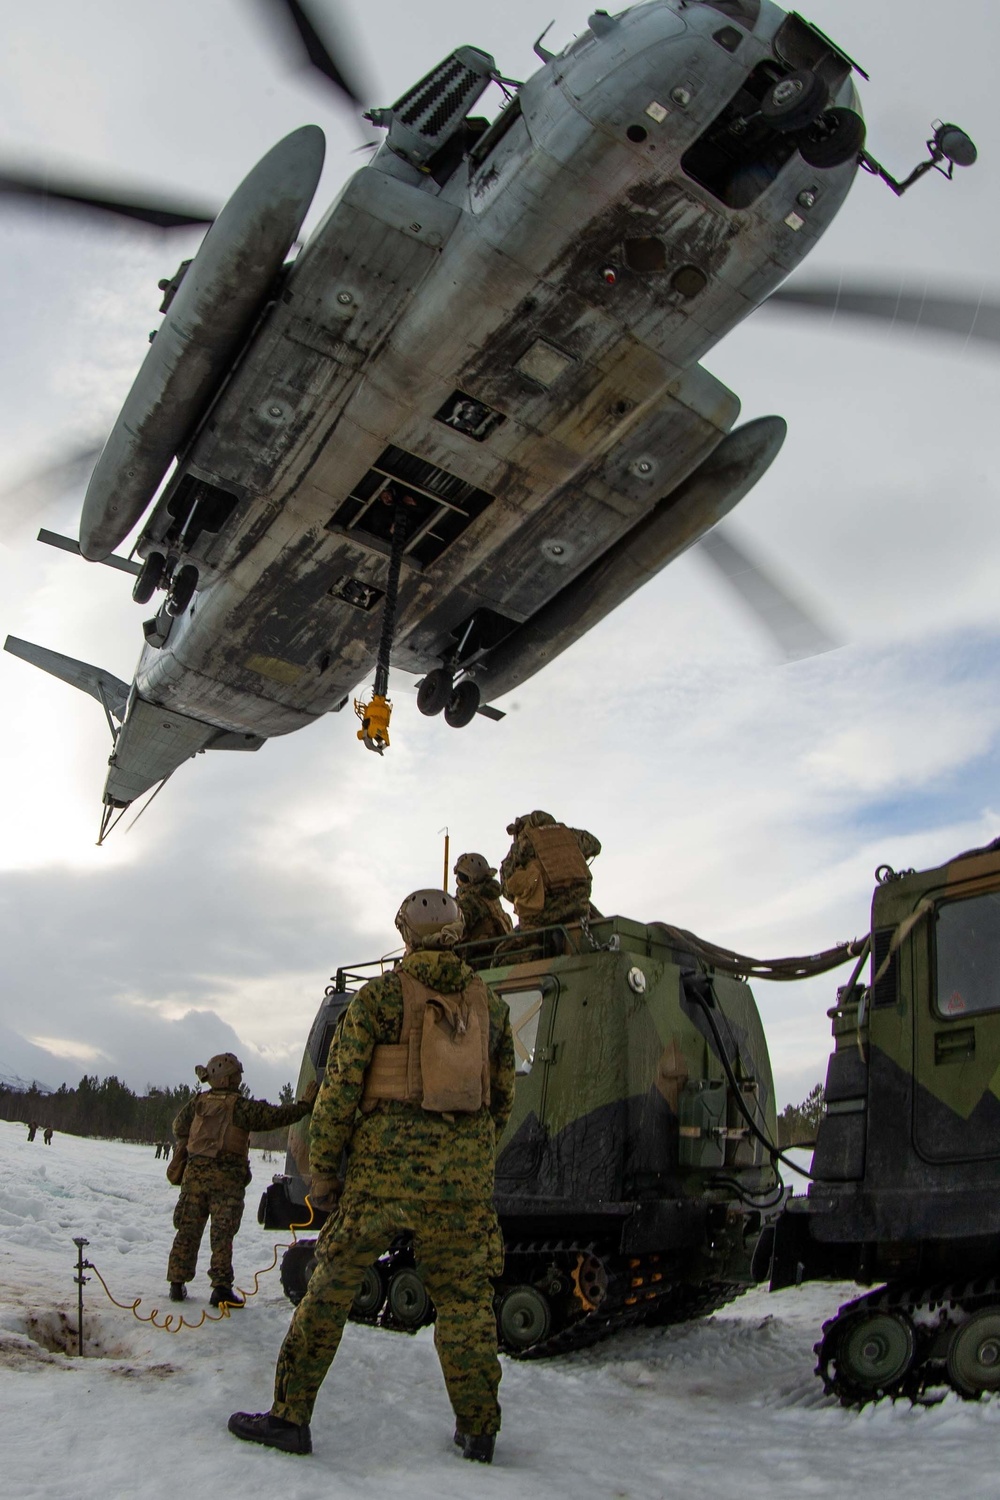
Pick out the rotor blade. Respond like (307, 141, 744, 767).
(696, 527, 839, 661)
(0, 443, 103, 535)
(767, 281, 1000, 350)
(0, 168, 217, 228)
(264, 0, 369, 109)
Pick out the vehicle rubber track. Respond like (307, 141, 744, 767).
(816, 1274, 1000, 1407)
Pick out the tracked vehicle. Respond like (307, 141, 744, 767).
(261, 914, 787, 1355)
(770, 838, 1000, 1405)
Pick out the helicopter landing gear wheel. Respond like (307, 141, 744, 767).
(760, 69, 829, 132)
(279, 1241, 317, 1307)
(799, 107, 867, 169)
(351, 1263, 387, 1321)
(827, 1310, 916, 1399)
(132, 550, 165, 605)
(444, 679, 480, 728)
(947, 1310, 1000, 1397)
(497, 1285, 552, 1351)
(387, 1267, 433, 1329)
(166, 563, 199, 617)
(416, 667, 452, 716)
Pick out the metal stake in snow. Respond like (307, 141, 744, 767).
(73, 1237, 91, 1357)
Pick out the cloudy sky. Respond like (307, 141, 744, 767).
(0, 0, 998, 1108)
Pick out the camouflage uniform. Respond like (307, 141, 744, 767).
(167, 1091, 312, 1290)
(455, 874, 513, 943)
(271, 946, 515, 1436)
(499, 810, 601, 932)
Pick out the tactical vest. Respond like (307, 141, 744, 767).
(506, 824, 591, 917)
(361, 971, 492, 1115)
(459, 888, 513, 941)
(187, 1090, 250, 1160)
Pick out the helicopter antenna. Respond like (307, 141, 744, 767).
(439, 827, 450, 892)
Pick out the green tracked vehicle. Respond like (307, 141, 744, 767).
(771, 836, 1000, 1406)
(260, 914, 785, 1355)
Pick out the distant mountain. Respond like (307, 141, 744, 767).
(0, 1064, 52, 1093)
(0, 1022, 59, 1093)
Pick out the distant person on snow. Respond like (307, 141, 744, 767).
(166, 1053, 317, 1308)
(26, 1122, 38, 1142)
(43, 1127, 53, 1145)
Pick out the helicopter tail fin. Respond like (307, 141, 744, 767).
(4, 636, 130, 722)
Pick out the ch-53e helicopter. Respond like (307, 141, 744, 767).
(1, 0, 986, 840)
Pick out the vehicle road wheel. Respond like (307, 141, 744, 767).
(497, 1285, 552, 1351)
(799, 107, 866, 169)
(132, 550, 165, 605)
(835, 1310, 916, 1394)
(387, 1267, 432, 1328)
(416, 668, 452, 716)
(167, 562, 199, 617)
(279, 1242, 317, 1306)
(352, 1263, 387, 1321)
(947, 1310, 1000, 1397)
(760, 69, 829, 132)
(444, 678, 481, 728)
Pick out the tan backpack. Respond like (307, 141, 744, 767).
(506, 824, 591, 917)
(361, 972, 491, 1115)
(187, 1091, 250, 1159)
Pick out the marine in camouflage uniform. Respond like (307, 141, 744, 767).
(453, 851, 512, 944)
(229, 890, 515, 1461)
(167, 1052, 315, 1303)
(499, 811, 601, 947)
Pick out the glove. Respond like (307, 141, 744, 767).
(308, 1172, 342, 1214)
(301, 1079, 319, 1106)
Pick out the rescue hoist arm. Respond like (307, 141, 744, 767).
(354, 490, 414, 754)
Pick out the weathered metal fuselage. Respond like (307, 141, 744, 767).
(100, 0, 861, 804)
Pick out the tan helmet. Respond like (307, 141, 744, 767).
(195, 1052, 244, 1089)
(506, 809, 556, 836)
(454, 851, 495, 885)
(395, 889, 465, 951)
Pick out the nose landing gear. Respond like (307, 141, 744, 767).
(416, 668, 481, 728)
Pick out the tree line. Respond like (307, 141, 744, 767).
(0, 1074, 297, 1149)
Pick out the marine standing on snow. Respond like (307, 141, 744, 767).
(229, 889, 516, 1462)
(166, 1052, 317, 1307)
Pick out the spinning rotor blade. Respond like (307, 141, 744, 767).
(1, 443, 103, 535)
(768, 282, 1000, 350)
(264, 0, 370, 109)
(0, 169, 217, 229)
(696, 527, 838, 662)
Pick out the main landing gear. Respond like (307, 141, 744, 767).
(416, 668, 481, 728)
(131, 550, 200, 616)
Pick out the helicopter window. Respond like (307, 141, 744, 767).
(934, 892, 1000, 1019)
(690, 0, 760, 28)
(327, 446, 494, 568)
(681, 62, 800, 209)
(499, 987, 545, 1074)
(435, 390, 506, 442)
(623, 237, 668, 273)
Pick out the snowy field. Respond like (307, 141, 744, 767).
(2, 1119, 999, 1500)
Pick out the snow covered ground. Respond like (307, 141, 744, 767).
(2, 1118, 999, 1500)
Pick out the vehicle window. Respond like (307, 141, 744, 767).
(935, 890, 1000, 1018)
(501, 987, 544, 1073)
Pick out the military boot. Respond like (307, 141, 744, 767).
(169, 1282, 187, 1302)
(454, 1430, 495, 1464)
(228, 1411, 312, 1455)
(210, 1286, 245, 1308)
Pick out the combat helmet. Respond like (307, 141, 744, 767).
(195, 1052, 244, 1089)
(506, 810, 556, 836)
(454, 852, 495, 884)
(395, 889, 465, 951)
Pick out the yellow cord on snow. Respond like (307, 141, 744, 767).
(86, 1197, 318, 1335)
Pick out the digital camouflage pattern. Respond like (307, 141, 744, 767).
(272, 1194, 504, 1430)
(499, 811, 601, 932)
(167, 1090, 312, 1288)
(272, 946, 514, 1433)
(455, 875, 513, 942)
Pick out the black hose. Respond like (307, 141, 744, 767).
(372, 493, 411, 701)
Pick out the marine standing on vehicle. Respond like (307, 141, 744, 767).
(166, 1052, 317, 1306)
(229, 889, 515, 1461)
(500, 811, 601, 935)
(453, 851, 513, 942)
